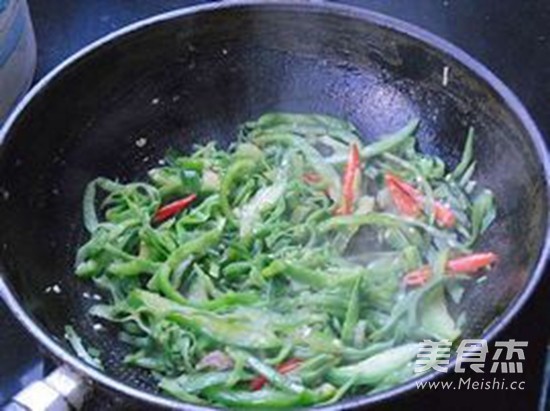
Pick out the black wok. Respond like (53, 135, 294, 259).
(0, 1, 548, 409)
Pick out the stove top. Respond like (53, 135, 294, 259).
(0, 300, 48, 405)
(2, 1, 549, 410)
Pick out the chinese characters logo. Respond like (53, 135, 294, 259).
(414, 339, 527, 374)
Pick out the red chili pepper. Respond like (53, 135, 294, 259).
(403, 252, 498, 287)
(385, 174, 421, 217)
(384, 174, 456, 227)
(385, 174, 419, 198)
(446, 252, 498, 273)
(153, 194, 197, 223)
(433, 203, 456, 228)
(303, 172, 323, 184)
(336, 143, 361, 215)
(403, 267, 432, 286)
(249, 358, 302, 391)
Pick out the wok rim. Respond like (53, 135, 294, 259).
(0, 1, 548, 409)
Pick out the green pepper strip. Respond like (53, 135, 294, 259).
(326, 118, 419, 164)
(152, 224, 223, 303)
(220, 159, 257, 224)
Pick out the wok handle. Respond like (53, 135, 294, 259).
(6, 366, 89, 411)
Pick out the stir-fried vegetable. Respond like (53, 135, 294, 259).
(65, 325, 103, 369)
(71, 113, 497, 408)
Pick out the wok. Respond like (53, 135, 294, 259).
(0, 1, 548, 409)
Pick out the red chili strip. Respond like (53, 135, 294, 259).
(303, 172, 323, 184)
(385, 173, 456, 227)
(153, 194, 197, 223)
(336, 143, 361, 215)
(403, 267, 432, 286)
(249, 358, 303, 391)
(446, 252, 498, 273)
(385, 173, 421, 217)
(403, 252, 498, 287)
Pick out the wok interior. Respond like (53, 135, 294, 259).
(0, 3, 547, 402)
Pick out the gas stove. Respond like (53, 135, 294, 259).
(2, 1, 549, 410)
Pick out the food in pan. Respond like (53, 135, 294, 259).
(72, 113, 497, 408)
